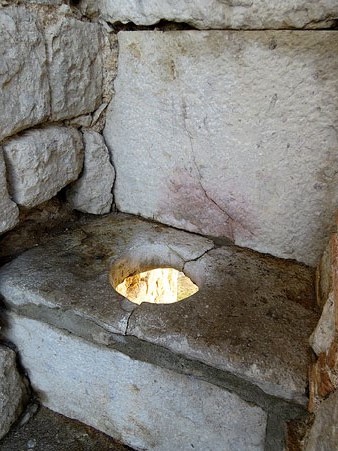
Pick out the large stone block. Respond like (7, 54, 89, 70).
(0, 346, 27, 439)
(6, 314, 267, 451)
(0, 6, 50, 141)
(67, 130, 115, 214)
(0, 149, 19, 234)
(45, 17, 104, 121)
(104, 31, 338, 266)
(3, 126, 83, 208)
(0, 214, 317, 405)
(79, 0, 338, 30)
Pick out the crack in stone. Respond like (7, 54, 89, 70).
(125, 307, 136, 335)
(181, 97, 255, 239)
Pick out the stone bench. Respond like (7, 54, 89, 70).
(0, 213, 319, 450)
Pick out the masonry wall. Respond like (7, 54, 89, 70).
(1, 0, 338, 267)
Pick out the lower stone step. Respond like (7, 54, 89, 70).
(0, 213, 319, 450)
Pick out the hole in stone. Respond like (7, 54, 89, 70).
(114, 267, 199, 305)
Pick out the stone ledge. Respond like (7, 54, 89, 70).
(79, 0, 338, 30)
(0, 213, 318, 405)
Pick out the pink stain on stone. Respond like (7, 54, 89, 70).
(157, 166, 235, 239)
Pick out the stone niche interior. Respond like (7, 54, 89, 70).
(0, 1, 338, 450)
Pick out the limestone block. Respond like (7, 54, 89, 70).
(0, 214, 316, 405)
(67, 130, 115, 214)
(45, 17, 103, 121)
(6, 314, 267, 451)
(0, 149, 19, 234)
(104, 31, 338, 266)
(3, 126, 83, 208)
(0, 6, 49, 141)
(0, 346, 27, 439)
(305, 389, 338, 450)
(79, 0, 338, 29)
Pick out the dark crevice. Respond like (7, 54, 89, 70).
(96, 19, 199, 32)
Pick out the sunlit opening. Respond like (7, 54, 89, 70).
(115, 267, 199, 305)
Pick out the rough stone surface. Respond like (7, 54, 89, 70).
(67, 130, 115, 214)
(310, 293, 335, 356)
(305, 390, 338, 451)
(104, 31, 338, 266)
(0, 197, 78, 266)
(0, 149, 19, 234)
(0, 214, 213, 337)
(0, 6, 49, 141)
(45, 17, 103, 121)
(0, 214, 317, 404)
(79, 0, 338, 29)
(0, 345, 27, 440)
(0, 406, 132, 451)
(129, 246, 318, 405)
(6, 314, 267, 451)
(309, 218, 338, 411)
(3, 126, 83, 208)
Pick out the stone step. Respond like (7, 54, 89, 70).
(0, 213, 318, 450)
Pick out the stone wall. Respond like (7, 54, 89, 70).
(0, 0, 338, 447)
(0, 2, 117, 234)
(1, 0, 337, 266)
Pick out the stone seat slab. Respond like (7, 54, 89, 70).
(0, 213, 318, 405)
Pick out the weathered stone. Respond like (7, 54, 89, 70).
(310, 293, 335, 356)
(0, 214, 317, 404)
(128, 246, 318, 405)
(0, 214, 213, 337)
(104, 31, 338, 266)
(6, 314, 268, 451)
(66, 114, 92, 128)
(79, 0, 338, 29)
(3, 126, 83, 208)
(0, 346, 27, 440)
(305, 390, 338, 450)
(0, 149, 19, 234)
(316, 242, 333, 309)
(45, 17, 103, 121)
(0, 6, 49, 141)
(67, 131, 115, 215)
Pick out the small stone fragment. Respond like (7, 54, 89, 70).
(0, 346, 27, 439)
(66, 115, 92, 128)
(3, 126, 83, 208)
(310, 293, 335, 356)
(0, 149, 19, 234)
(67, 130, 115, 214)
